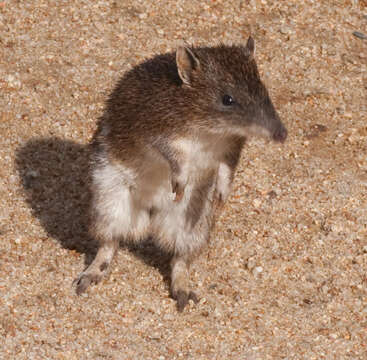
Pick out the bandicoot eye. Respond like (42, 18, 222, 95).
(222, 94, 234, 106)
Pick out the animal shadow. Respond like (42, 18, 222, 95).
(15, 138, 171, 283)
(16, 138, 96, 264)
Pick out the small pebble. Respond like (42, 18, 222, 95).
(253, 199, 261, 208)
(279, 26, 291, 35)
(253, 266, 263, 276)
(5, 74, 21, 88)
(353, 31, 367, 40)
(247, 256, 256, 271)
(214, 307, 222, 317)
(267, 190, 277, 199)
(313, 124, 327, 132)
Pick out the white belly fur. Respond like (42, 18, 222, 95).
(92, 141, 217, 255)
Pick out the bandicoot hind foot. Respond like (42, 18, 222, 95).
(173, 289, 199, 312)
(74, 271, 103, 295)
(74, 243, 116, 295)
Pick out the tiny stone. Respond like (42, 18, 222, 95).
(321, 284, 329, 294)
(214, 307, 222, 317)
(313, 124, 327, 132)
(199, 297, 207, 305)
(353, 31, 367, 40)
(5, 74, 21, 88)
(253, 199, 261, 208)
(5, 74, 15, 82)
(253, 266, 263, 276)
(9, 175, 17, 183)
(247, 256, 256, 271)
(163, 313, 174, 321)
(331, 224, 343, 233)
(279, 26, 291, 35)
(234, 293, 241, 302)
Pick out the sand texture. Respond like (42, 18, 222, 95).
(1, 0, 367, 359)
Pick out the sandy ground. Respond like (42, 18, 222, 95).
(1, 0, 367, 359)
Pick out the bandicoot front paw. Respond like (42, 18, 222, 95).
(172, 179, 185, 202)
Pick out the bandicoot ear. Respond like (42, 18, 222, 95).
(176, 46, 200, 85)
(245, 36, 255, 57)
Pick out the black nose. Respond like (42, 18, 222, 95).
(273, 125, 287, 143)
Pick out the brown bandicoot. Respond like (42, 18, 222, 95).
(74, 37, 287, 311)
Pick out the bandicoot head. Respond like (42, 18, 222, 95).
(176, 37, 287, 143)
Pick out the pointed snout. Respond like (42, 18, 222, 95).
(259, 95, 287, 143)
(272, 123, 287, 143)
(253, 93, 288, 143)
